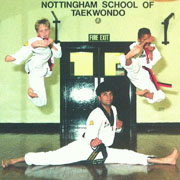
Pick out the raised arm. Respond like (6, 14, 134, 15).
(31, 38, 53, 48)
(124, 35, 155, 66)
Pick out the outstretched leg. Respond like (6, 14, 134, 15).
(2, 157, 25, 168)
(148, 148, 178, 165)
(2, 148, 178, 168)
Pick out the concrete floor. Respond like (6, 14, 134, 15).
(0, 130, 180, 180)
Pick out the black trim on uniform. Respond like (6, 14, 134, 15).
(98, 104, 114, 126)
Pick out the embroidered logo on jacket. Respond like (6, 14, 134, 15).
(104, 121, 110, 128)
(89, 120, 94, 125)
(24, 42, 28, 46)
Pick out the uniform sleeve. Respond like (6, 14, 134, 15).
(119, 54, 126, 67)
(129, 42, 138, 50)
(12, 37, 40, 65)
(112, 106, 120, 133)
(85, 109, 103, 145)
(51, 43, 62, 58)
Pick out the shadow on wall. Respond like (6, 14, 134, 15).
(153, 56, 167, 74)
(152, 43, 167, 75)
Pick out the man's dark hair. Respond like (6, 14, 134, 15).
(96, 82, 113, 96)
(138, 28, 151, 39)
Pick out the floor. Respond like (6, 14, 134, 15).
(1, 127, 180, 180)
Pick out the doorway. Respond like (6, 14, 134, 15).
(60, 42, 136, 148)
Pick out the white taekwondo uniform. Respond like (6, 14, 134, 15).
(11, 37, 62, 106)
(119, 42, 165, 104)
(24, 105, 151, 166)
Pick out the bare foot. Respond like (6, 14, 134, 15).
(136, 89, 150, 96)
(2, 157, 25, 169)
(5, 55, 15, 62)
(28, 88, 38, 98)
(2, 160, 13, 168)
(162, 148, 178, 165)
(148, 148, 178, 165)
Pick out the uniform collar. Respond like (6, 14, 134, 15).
(98, 104, 114, 126)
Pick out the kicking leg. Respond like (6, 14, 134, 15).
(148, 148, 178, 165)
(2, 157, 25, 168)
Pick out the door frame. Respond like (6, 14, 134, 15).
(60, 42, 136, 129)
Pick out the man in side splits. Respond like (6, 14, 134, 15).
(2, 82, 178, 168)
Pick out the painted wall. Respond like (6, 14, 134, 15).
(0, 0, 180, 123)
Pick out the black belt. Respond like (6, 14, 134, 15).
(74, 143, 108, 165)
(87, 143, 108, 165)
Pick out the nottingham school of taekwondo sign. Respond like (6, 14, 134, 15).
(41, 1, 155, 16)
